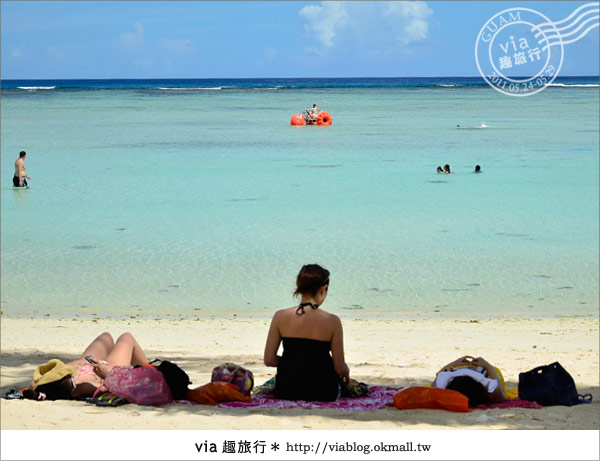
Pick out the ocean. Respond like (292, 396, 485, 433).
(1, 77, 598, 318)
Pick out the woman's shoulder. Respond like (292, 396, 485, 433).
(271, 307, 299, 324)
(273, 306, 297, 318)
(311, 309, 343, 330)
(317, 308, 341, 321)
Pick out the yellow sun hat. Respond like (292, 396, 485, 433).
(33, 359, 77, 389)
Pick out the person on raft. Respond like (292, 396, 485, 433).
(305, 104, 320, 122)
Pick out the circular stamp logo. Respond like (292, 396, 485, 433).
(475, 8, 564, 97)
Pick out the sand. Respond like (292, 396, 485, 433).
(1, 312, 598, 431)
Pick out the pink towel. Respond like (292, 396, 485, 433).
(218, 386, 398, 411)
(475, 398, 543, 410)
(179, 389, 543, 411)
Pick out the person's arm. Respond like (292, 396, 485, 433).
(263, 312, 282, 367)
(432, 355, 475, 387)
(471, 357, 507, 402)
(439, 355, 475, 370)
(330, 315, 350, 384)
(91, 361, 115, 379)
(71, 382, 97, 399)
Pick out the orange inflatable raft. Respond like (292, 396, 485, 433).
(290, 110, 332, 126)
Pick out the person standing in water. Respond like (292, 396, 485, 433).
(13, 151, 31, 187)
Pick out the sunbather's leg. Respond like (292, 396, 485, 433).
(106, 332, 147, 366)
(80, 332, 114, 360)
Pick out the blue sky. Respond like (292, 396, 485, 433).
(1, 1, 598, 79)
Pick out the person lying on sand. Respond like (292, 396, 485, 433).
(23, 332, 147, 401)
(431, 355, 509, 406)
(264, 264, 350, 402)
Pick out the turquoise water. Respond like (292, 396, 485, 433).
(1, 81, 598, 317)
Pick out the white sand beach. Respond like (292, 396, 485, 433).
(1, 313, 598, 431)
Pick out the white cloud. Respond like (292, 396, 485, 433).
(299, 1, 433, 51)
(299, 2, 348, 47)
(119, 22, 145, 49)
(384, 2, 432, 44)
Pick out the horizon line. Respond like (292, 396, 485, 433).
(2, 75, 599, 81)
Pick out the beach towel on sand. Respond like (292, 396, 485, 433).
(216, 386, 397, 411)
(475, 398, 542, 410)
(209, 386, 536, 412)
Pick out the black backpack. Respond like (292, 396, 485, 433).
(151, 360, 192, 400)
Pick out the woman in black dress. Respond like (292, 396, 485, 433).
(263, 264, 350, 401)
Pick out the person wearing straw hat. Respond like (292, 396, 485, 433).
(23, 332, 148, 401)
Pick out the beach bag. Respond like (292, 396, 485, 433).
(341, 379, 371, 398)
(211, 363, 254, 396)
(103, 366, 173, 406)
(187, 382, 251, 405)
(393, 386, 470, 412)
(151, 360, 192, 400)
(518, 362, 591, 406)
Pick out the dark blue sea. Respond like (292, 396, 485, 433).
(2, 75, 598, 91)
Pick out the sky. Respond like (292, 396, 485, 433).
(1, 1, 598, 79)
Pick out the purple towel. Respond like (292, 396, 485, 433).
(218, 386, 398, 411)
(475, 398, 543, 410)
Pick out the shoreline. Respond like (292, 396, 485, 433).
(1, 304, 598, 321)
(1, 315, 598, 430)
